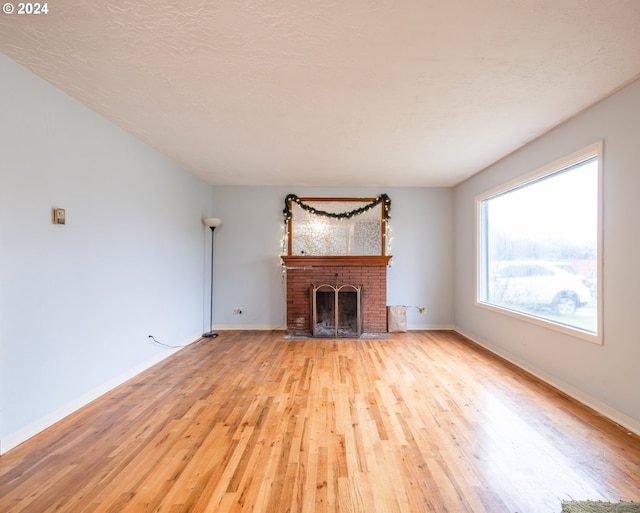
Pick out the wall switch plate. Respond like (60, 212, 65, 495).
(53, 208, 66, 225)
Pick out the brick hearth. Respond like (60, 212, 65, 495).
(282, 256, 391, 336)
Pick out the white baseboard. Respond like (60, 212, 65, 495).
(0, 334, 199, 455)
(214, 324, 286, 331)
(455, 327, 640, 437)
(408, 324, 456, 330)
(215, 324, 455, 332)
(213, 324, 455, 332)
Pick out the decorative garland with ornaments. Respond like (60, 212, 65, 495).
(282, 194, 391, 222)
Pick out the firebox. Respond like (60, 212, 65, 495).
(311, 284, 362, 338)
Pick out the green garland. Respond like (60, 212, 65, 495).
(283, 194, 391, 222)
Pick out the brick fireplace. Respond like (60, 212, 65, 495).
(282, 255, 391, 337)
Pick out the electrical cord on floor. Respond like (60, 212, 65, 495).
(148, 335, 190, 348)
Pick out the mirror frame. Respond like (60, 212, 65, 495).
(285, 196, 388, 257)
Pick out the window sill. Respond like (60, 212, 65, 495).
(475, 300, 602, 345)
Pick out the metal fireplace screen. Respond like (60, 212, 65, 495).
(311, 284, 362, 338)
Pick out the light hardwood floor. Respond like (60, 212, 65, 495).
(1, 331, 639, 513)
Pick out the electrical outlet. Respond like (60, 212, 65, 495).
(233, 307, 243, 315)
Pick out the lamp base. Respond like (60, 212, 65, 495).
(202, 331, 219, 338)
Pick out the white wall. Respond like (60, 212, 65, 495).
(0, 54, 214, 453)
(210, 186, 454, 330)
(453, 78, 640, 433)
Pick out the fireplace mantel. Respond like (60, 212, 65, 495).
(281, 255, 391, 268)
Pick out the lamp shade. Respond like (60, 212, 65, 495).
(203, 217, 222, 228)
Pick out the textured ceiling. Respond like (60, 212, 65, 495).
(1, 1, 639, 187)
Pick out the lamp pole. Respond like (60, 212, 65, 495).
(203, 218, 221, 338)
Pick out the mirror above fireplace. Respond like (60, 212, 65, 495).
(283, 195, 391, 257)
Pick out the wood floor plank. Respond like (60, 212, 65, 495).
(1, 331, 639, 513)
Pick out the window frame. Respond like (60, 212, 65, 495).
(474, 141, 604, 345)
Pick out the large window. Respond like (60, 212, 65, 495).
(476, 141, 603, 344)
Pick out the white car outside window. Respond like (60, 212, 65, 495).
(488, 261, 592, 315)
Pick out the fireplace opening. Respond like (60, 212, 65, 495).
(311, 284, 362, 338)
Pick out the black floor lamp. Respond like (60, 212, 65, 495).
(203, 217, 221, 338)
